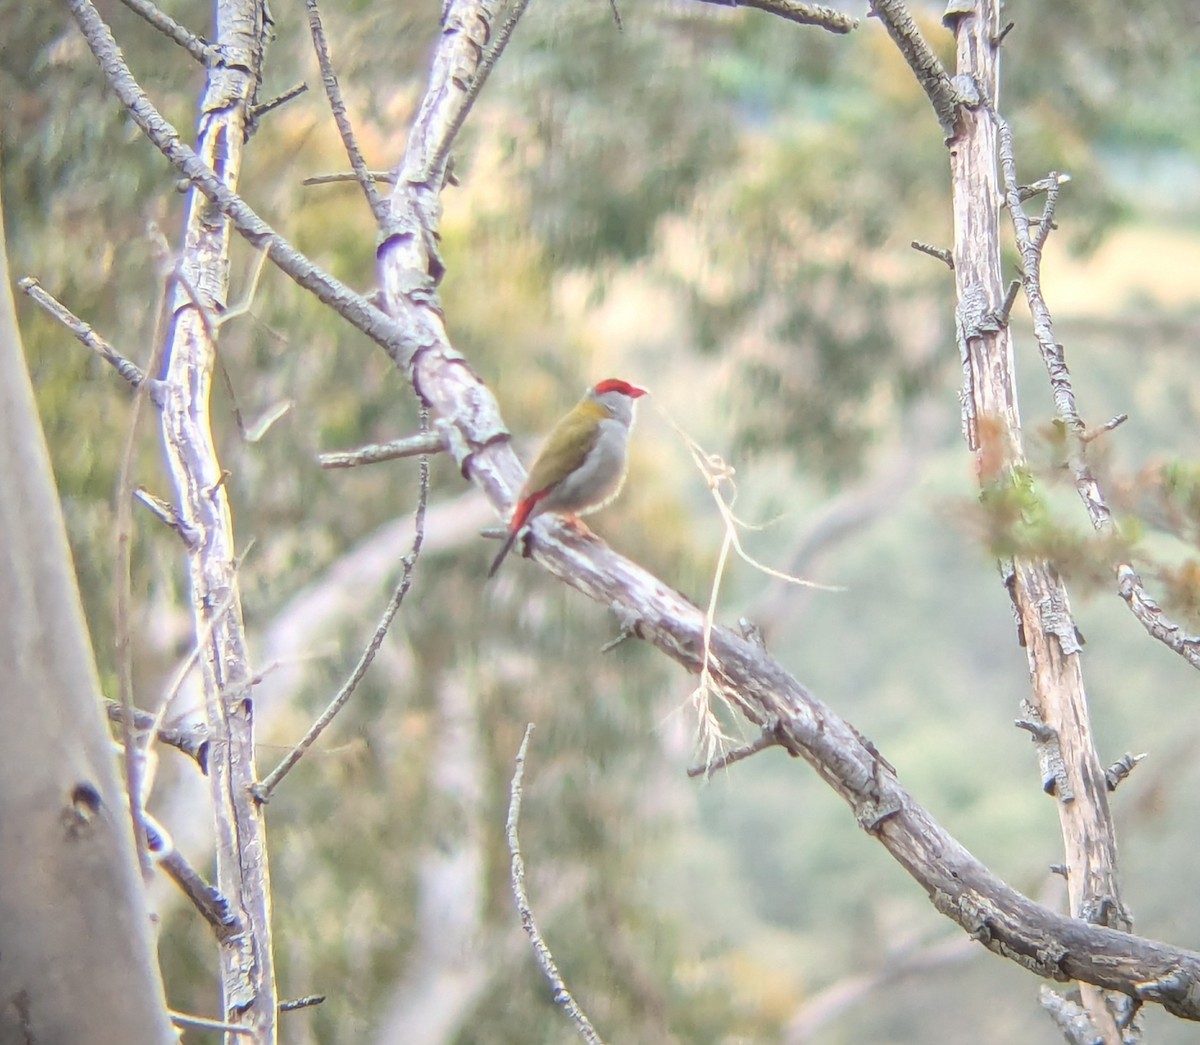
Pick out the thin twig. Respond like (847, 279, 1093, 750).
(239, 400, 293, 444)
(1010, 173, 1070, 204)
(133, 486, 200, 546)
(118, 0, 212, 64)
(303, 170, 396, 187)
(253, 414, 431, 801)
(1117, 565, 1200, 670)
(318, 430, 445, 468)
(687, 729, 781, 778)
(279, 995, 326, 1013)
(159, 848, 241, 941)
(207, 250, 295, 444)
(655, 400, 838, 762)
(910, 240, 954, 269)
(693, 0, 857, 33)
(992, 20, 1015, 46)
(113, 262, 179, 880)
(1105, 752, 1146, 792)
(103, 700, 210, 771)
(994, 278, 1021, 327)
(599, 624, 636, 654)
(146, 586, 240, 748)
(169, 1011, 255, 1036)
(1038, 986, 1100, 1045)
(249, 82, 309, 123)
(304, 0, 388, 225)
(18, 277, 146, 388)
(994, 116, 1087, 472)
(506, 725, 605, 1045)
(1081, 414, 1127, 444)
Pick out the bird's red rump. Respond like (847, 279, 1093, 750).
(593, 378, 647, 398)
(509, 489, 548, 533)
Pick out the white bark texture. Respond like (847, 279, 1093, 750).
(0, 181, 175, 1044)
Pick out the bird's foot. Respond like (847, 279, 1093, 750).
(562, 513, 595, 537)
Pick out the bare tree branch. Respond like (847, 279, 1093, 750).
(1117, 567, 1200, 668)
(169, 1010, 256, 1036)
(318, 430, 446, 468)
(869, 0, 961, 135)
(693, 0, 858, 34)
(17, 276, 146, 388)
(118, 0, 213, 64)
(104, 700, 210, 770)
(687, 729, 781, 778)
(507, 725, 605, 1045)
(133, 486, 201, 546)
(419, 0, 537, 194)
(911, 239, 954, 268)
(1105, 752, 1146, 792)
(249, 82, 309, 122)
(67, 0, 412, 361)
(303, 169, 396, 188)
(253, 418, 430, 801)
(1039, 985, 1117, 1045)
(159, 848, 241, 942)
(304, 0, 388, 225)
(994, 108, 1200, 674)
(68, 0, 282, 1034)
(279, 995, 326, 1013)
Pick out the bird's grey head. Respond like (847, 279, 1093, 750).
(590, 378, 647, 427)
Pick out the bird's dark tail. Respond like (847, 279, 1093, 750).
(487, 527, 520, 578)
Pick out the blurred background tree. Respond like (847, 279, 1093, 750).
(4, 0, 1200, 1041)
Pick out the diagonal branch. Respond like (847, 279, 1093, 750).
(118, 0, 213, 64)
(252, 421, 430, 801)
(67, 0, 411, 361)
(868, 0, 961, 135)
(18, 276, 145, 387)
(304, 0, 389, 225)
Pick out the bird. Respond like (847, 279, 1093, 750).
(488, 378, 647, 577)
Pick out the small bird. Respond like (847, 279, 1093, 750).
(488, 378, 647, 577)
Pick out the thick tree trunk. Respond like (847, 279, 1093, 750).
(0, 181, 174, 1044)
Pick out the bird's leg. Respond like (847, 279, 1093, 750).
(560, 512, 603, 541)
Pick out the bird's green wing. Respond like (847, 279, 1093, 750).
(523, 401, 606, 495)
